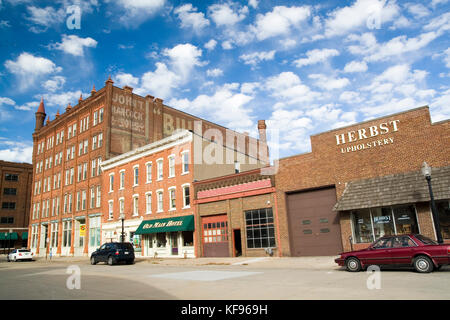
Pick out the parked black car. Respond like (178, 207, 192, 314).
(90, 242, 135, 265)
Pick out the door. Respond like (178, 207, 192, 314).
(233, 229, 242, 257)
(389, 236, 417, 265)
(171, 232, 178, 255)
(286, 187, 343, 256)
(360, 237, 394, 266)
(202, 215, 230, 257)
(97, 244, 108, 262)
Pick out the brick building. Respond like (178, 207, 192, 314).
(100, 129, 266, 258)
(194, 168, 279, 258)
(275, 106, 450, 256)
(0, 161, 33, 252)
(29, 77, 265, 257)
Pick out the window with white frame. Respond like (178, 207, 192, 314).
(51, 222, 58, 248)
(146, 162, 152, 183)
(169, 187, 176, 210)
(133, 166, 139, 186)
(119, 170, 125, 189)
(82, 190, 86, 210)
(119, 198, 124, 215)
(145, 192, 152, 214)
(108, 200, 114, 220)
(182, 184, 190, 208)
(168, 155, 175, 178)
(133, 195, 139, 216)
(157, 159, 163, 180)
(109, 174, 114, 192)
(157, 190, 163, 212)
(96, 186, 101, 208)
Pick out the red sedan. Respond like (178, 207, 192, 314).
(335, 234, 450, 273)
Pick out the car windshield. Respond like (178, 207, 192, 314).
(415, 234, 438, 245)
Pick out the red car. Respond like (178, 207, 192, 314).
(335, 234, 450, 273)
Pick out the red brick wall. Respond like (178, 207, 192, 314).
(275, 107, 450, 255)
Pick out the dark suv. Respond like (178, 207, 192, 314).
(90, 242, 135, 265)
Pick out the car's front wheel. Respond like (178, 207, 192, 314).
(107, 256, 114, 266)
(345, 257, 362, 272)
(413, 255, 433, 273)
(90, 256, 97, 265)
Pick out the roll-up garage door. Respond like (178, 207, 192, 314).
(286, 187, 343, 256)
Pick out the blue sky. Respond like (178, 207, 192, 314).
(0, 0, 448, 163)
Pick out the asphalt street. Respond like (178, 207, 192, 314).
(0, 256, 449, 300)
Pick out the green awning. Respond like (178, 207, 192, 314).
(21, 232, 28, 240)
(0, 232, 18, 240)
(135, 215, 195, 235)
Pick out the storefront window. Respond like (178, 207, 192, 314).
(156, 233, 166, 248)
(182, 231, 193, 246)
(130, 232, 141, 252)
(351, 205, 419, 243)
(436, 200, 450, 239)
(393, 205, 419, 235)
(245, 208, 275, 249)
(371, 207, 395, 239)
(352, 209, 373, 243)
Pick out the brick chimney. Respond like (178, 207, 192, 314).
(258, 120, 267, 144)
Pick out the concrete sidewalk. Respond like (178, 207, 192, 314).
(0, 254, 340, 270)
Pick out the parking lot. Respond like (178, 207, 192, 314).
(0, 255, 449, 300)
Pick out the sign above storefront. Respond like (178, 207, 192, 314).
(336, 120, 400, 154)
(135, 215, 195, 235)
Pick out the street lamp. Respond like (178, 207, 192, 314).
(421, 162, 443, 244)
(120, 213, 125, 243)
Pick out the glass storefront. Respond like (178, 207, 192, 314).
(436, 200, 450, 239)
(352, 204, 419, 243)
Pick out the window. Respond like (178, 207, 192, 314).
(92, 135, 97, 150)
(5, 173, 18, 181)
(0, 217, 14, 224)
(76, 191, 81, 211)
(133, 166, 139, 186)
(98, 133, 103, 147)
(118, 170, 124, 189)
(169, 187, 176, 210)
(145, 192, 152, 214)
(168, 155, 175, 178)
(156, 233, 166, 248)
(83, 139, 88, 154)
(182, 184, 190, 208)
(351, 205, 420, 243)
(436, 200, 450, 240)
(182, 151, 189, 174)
(4, 188, 17, 195)
(182, 231, 194, 246)
(245, 208, 276, 249)
(93, 111, 98, 126)
(133, 195, 139, 216)
(63, 221, 72, 247)
(203, 219, 228, 243)
(51, 223, 58, 248)
(157, 190, 163, 212)
(89, 216, 101, 248)
(82, 190, 86, 210)
(2, 202, 16, 210)
(91, 159, 97, 177)
(391, 236, 417, 248)
(146, 162, 152, 183)
(96, 186, 101, 208)
(109, 174, 114, 192)
(119, 198, 124, 215)
(157, 159, 163, 180)
(99, 108, 104, 122)
(108, 201, 114, 220)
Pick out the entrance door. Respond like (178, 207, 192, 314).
(202, 215, 230, 257)
(171, 232, 178, 255)
(286, 187, 343, 256)
(233, 229, 242, 257)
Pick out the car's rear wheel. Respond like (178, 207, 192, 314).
(90, 256, 97, 265)
(108, 256, 114, 266)
(413, 256, 433, 273)
(345, 257, 362, 272)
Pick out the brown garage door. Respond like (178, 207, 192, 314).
(287, 187, 343, 256)
(202, 215, 230, 257)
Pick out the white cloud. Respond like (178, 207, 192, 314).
(265, 72, 321, 105)
(343, 60, 368, 73)
(208, 2, 248, 27)
(0, 97, 15, 107)
(0, 143, 33, 163)
(40, 90, 86, 109)
(404, 3, 431, 19)
(136, 63, 179, 99)
(163, 43, 204, 80)
(443, 47, 450, 68)
(252, 5, 311, 41)
(25, 5, 65, 33)
(279, 38, 297, 49)
(52, 34, 98, 56)
(222, 41, 234, 50)
(423, 11, 450, 33)
(4, 52, 62, 90)
(293, 48, 339, 67)
(324, 0, 400, 37)
(114, 72, 139, 88)
(248, 0, 258, 9)
(116, 0, 166, 28)
(174, 3, 210, 33)
(339, 91, 363, 103)
(204, 39, 217, 50)
(206, 68, 223, 77)
(239, 50, 276, 66)
(309, 74, 350, 90)
(43, 76, 66, 92)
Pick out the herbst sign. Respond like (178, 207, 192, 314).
(336, 119, 400, 154)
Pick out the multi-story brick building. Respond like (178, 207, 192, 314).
(100, 129, 266, 258)
(275, 106, 450, 256)
(29, 77, 266, 257)
(0, 161, 33, 252)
